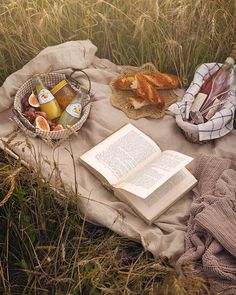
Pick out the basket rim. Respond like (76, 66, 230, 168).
(13, 72, 92, 141)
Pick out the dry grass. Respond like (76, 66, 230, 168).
(0, 0, 235, 87)
(0, 0, 235, 294)
(0, 150, 211, 294)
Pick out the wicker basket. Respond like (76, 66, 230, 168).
(175, 115, 204, 144)
(171, 60, 236, 144)
(176, 43, 236, 144)
(12, 70, 92, 143)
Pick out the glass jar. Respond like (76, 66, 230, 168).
(51, 80, 76, 111)
(33, 75, 61, 120)
(58, 93, 83, 127)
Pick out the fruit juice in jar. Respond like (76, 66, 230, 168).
(58, 93, 83, 126)
(33, 75, 62, 120)
(51, 79, 76, 111)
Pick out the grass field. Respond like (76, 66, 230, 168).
(0, 0, 235, 294)
(0, 151, 210, 295)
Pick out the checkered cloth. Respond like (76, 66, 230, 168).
(169, 63, 236, 141)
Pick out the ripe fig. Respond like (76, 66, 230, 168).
(35, 116, 50, 131)
(21, 93, 31, 110)
(52, 124, 64, 131)
(22, 107, 36, 123)
(28, 92, 40, 108)
(47, 120, 57, 129)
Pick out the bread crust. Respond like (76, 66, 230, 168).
(114, 71, 179, 91)
(113, 70, 179, 110)
(113, 75, 135, 90)
(127, 96, 149, 109)
(143, 72, 180, 89)
(131, 74, 165, 109)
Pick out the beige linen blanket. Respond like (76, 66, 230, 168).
(1, 40, 236, 261)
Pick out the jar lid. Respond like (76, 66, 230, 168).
(51, 80, 68, 94)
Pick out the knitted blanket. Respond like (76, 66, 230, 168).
(176, 155, 236, 294)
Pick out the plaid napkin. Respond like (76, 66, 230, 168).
(169, 63, 236, 141)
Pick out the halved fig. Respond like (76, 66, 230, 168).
(52, 124, 64, 131)
(35, 115, 50, 131)
(28, 92, 40, 108)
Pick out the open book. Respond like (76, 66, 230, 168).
(79, 124, 197, 224)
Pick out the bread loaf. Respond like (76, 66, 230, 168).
(131, 74, 165, 109)
(113, 70, 179, 110)
(113, 75, 135, 90)
(128, 96, 149, 109)
(114, 71, 179, 91)
(143, 72, 179, 89)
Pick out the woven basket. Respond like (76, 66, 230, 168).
(175, 115, 204, 144)
(172, 60, 236, 144)
(110, 63, 178, 120)
(12, 70, 92, 143)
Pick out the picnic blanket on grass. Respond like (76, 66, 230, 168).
(0, 40, 236, 261)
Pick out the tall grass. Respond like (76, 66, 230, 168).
(0, 0, 235, 293)
(0, 150, 211, 294)
(0, 0, 235, 87)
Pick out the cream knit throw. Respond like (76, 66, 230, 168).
(176, 155, 236, 295)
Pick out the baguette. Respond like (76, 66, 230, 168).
(114, 71, 179, 91)
(143, 72, 179, 89)
(131, 74, 165, 109)
(113, 75, 135, 90)
(128, 96, 150, 109)
(113, 70, 179, 110)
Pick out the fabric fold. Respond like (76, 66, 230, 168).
(195, 197, 236, 257)
(176, 155, 236, 294)
(0, 40, 97, 111)
(1, 40, 236, 264)
(0, 40, 195, 260)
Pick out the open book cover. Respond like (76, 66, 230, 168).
(79, 123, 197, 224)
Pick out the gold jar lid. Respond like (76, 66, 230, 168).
(51, 80, 68, 94)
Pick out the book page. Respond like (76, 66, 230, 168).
(115, 150, 193, 199)
(142, 168, 190, 207)
(79, 124, 161, 185)
(114, 168, 197, 223)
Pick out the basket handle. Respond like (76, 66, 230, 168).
(67, 68, 91, 94)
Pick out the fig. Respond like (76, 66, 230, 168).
(21, 93, 31, 110)
(52, 124, 64, 131)
(28, 91, 40, 108)
(35, 111, 48, 120)
(47, 120, 57, 129)
(22, 107, 36, 123)
(35, 115, 50, 131)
